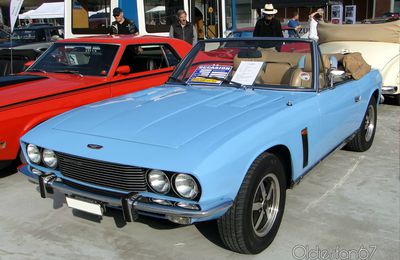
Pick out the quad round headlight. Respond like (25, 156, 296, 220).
(42, 149, 57, 168)
(147, 170, 170, 194)
(174, 174, 199, 200)
(27, 144, 41, 164)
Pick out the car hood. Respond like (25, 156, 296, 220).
(0, 73, 106, 108)
(52, 86, 291, 149)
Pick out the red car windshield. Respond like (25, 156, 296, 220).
(28, 43, 119, 76)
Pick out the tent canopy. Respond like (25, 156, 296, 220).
(19, 2, 64, 19)
(252, 0, 330, 9)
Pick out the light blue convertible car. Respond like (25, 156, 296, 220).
(20, 38, 381, 254)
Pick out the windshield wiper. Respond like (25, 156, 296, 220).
(53, 70, 83, 77)
(27, 68, 47, 74)
(193, 75, 247, 89)
(222, 79, 245, 88)
(167, 76, 186, 85)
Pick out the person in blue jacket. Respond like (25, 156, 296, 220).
(287, 11, 301, 37)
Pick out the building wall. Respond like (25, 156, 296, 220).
(338, 0, 374, 21)
(249, 0, 398, 23)
(375, 0, 392, 16)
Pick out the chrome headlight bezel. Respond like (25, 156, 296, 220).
(42, 149, 58, 169)
(26, 144, 41, 164)
(173, 173, 199, 200)
(146, 169, 171, 194)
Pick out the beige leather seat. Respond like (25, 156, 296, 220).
(259, 62, 293, 85)
(258, 52, 304, 85)
(232, 50, 267, 84)
(232, 50, 267, 71)
(289, 54, 332, 88)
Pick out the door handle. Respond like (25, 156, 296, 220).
(354, 96, 361, 103)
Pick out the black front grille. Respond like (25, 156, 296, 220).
(57, 152, 147, 193)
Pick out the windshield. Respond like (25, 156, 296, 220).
(28, 43, 119, 76)
(168, 39, 315, 90)
(11, 30, 39, 42)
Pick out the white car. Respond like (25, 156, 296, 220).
(318, 21, 400, 105)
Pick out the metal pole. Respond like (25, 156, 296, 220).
(232, 0, 236, 30)
(10, 34, 13, 75)
(372, 0, 376, 19)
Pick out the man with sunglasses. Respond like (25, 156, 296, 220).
(110, 7, 139, 35)
(254, 3, 283, 38)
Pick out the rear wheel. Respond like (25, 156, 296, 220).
(392, 94, 400, 106)
(345, 96, 377, 152)
(217, 152, 286, 254)
(383, 94, 400, 106)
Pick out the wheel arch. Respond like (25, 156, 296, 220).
(372, 89, 379, 104)
(262, 145, 293, 189)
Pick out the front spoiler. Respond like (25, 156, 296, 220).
(19, 165, 232, 223)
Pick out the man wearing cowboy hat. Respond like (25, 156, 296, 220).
(254, 3, 283, 38)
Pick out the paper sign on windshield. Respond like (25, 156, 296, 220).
(187, 65, 232, 85)
(231, 61, 264, 86)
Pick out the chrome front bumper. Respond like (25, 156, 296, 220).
(382, 86, 399, 95)
(19, 165, 232, 224)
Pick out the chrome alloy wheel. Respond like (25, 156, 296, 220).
(364, 104, 375, 142)
(251, 173, 280, 237)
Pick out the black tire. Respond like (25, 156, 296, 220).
(383, 94, 400, 106)
(345, 96, 377, 152)
(393, 94, 400, 106)
(217, 152, 286, 254)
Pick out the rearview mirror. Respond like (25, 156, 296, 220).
(115, 65, 130, 75)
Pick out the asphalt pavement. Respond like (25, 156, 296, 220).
(0, 104, 399, 260)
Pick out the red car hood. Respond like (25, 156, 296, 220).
(0, 73, 108, 108)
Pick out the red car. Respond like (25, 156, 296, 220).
(0, 35, 191, 169)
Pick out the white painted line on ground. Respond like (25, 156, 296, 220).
(303, 155, 365, 213)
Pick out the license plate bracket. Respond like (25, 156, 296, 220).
(66, 196, 103, 216)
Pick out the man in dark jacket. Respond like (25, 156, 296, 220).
(169, 10, 197, 45)
(253, 3, 283, 38)
(110, 8, 139, 35)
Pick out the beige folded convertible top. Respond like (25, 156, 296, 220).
(318, 20, 400, 44)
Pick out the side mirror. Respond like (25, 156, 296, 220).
(115, 65, 130, 75)
(24, 60, 35, 68)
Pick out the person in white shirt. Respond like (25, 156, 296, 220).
(308, 8, 324, 42)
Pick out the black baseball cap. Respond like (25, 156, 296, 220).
(113, 7, 123, 17)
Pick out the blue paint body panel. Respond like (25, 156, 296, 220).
(20, 59, 382, 222)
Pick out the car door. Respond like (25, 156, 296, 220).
(316, 56, 362, 157)
(110, 44, 181, 97)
